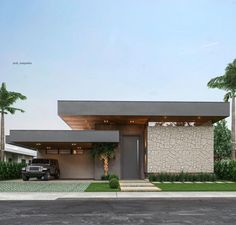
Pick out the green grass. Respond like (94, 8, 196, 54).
(155, 183, 236, 191)
(85, 183, 120, 192)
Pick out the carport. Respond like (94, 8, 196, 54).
(6, 130, 119, 179)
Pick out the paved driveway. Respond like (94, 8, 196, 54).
(0, 180, 90, 192)
(0, 199, 235, 225)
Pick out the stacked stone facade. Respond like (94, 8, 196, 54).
(147, 126, 214, 173)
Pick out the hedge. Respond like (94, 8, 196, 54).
(214, 160, 236, 181)
(148, 172, 217, 182)
(0, 162, 26, 180)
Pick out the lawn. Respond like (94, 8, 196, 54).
(85, 183, 120, 192)
(155, 183, 236, 191)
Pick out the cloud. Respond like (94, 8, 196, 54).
(179, 41, 220, 55)
(201, 41, 220, 49)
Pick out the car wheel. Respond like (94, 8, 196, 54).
(55, 171, 60, 179)
(22, 175, 29, 181)
(43, 172, 49, 181)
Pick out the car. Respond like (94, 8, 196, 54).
(21, 158, 60, 181)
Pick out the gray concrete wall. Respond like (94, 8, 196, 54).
(147, 126, 214, 173)
(38, 150, 94, 179)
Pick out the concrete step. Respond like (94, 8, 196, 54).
(120, 183, 155, 187)
(119, 180, 161, 192)
(120, 186, 161, 192)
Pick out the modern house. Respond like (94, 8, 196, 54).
(5, 144, 37, 163)
(7, 101, 229, 180)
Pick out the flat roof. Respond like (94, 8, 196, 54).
(58, 100, 229, 129)
(7, 130, 120, 149)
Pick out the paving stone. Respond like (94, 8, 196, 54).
(0, 181, 89, 192)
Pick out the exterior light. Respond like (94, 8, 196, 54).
(73, 149, 77, 155)
(130, 120, 135, 123)
(104, 120, 109, 123)
(77, 146, 82, 150)
(197, 116, 201, 119)
(72, 143, 77, 146)
(46, 146, 51, 150)
(36, 143, 41, 146)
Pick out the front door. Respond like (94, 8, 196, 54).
(121, 135, 140, 179)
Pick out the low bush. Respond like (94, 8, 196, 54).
(148, 172, 216, 182)
(101, 174, 119, 181)
(214, 160, 236, 181)
(109, 178, 120, 189)
(0, 162, 26, 180)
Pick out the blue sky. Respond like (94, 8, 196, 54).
(1, 0, 236, 133)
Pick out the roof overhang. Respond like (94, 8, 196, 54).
(58, 101, 230, 129)
(6, 130, 119, 150)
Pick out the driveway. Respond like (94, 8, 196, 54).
(0, 180, 90, 192)
(0, 199, 235, 225)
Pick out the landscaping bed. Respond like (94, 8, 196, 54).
(154, 182, 236, 191)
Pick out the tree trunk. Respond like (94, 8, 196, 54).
(232, 96, 236, 160)
(103, 157, 109, 176)
(0, 112, 5, 161)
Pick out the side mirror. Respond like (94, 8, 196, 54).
(28, 160, 32, 165)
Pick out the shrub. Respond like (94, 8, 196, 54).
(101, 174, 110, 180)
(148, 174, 158, 182)
(109, 178, 119, 189)
(0, 162, 26, 180)
(148, 172, 216, 182)
(101, 173, 119, 181)
(109, 174, 119, 180)
(214, 160, 236, 181)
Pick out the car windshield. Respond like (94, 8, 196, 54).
(32, 159, 50, 164)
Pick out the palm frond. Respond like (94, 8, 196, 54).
(5, 107, 25, 114)
(0, 82, 26, 113)
(207, 75, 227, 90)
(224, 92, 232, 102)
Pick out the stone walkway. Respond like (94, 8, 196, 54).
(0, 181, 90, 192)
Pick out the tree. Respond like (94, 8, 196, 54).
(208, 59, 236, 159)
(91, 143, 117, 176)
(0, 83, 26, 161)
(214, 120, 231, 160)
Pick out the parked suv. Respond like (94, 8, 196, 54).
(22, 158, 60, 181)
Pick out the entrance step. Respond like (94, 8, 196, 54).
(120, 180, 161, 192)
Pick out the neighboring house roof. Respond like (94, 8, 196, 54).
(5, 144, 37, 157)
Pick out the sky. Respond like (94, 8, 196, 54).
(1, 0, 236, 134)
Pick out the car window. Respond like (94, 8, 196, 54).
(32, 159, 50, 164)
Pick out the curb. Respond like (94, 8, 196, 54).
(1, 192, 236, 200)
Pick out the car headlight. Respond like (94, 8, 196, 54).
(21, 167, 26, 171)
(42, 168, 48, 171)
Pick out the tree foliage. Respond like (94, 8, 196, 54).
(0, 83, 27, 114)
(91, 143, 117, 176)
(207, 59, 236, 100)
(214, 120, 231, 160)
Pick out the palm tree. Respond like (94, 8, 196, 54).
(91, 143, 117, 176)
(207, 59, 236, 159)
(0, 83, 26, 161)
